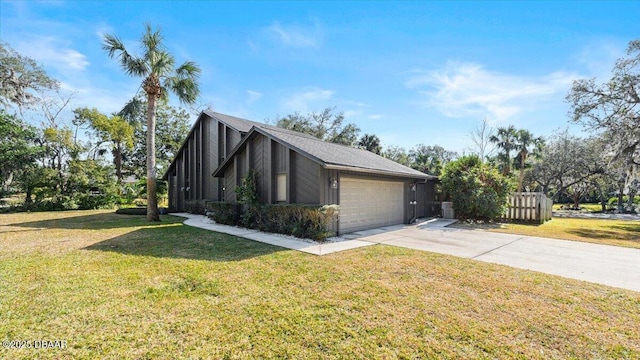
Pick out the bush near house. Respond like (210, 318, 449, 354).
(185, 199, 207, 215)
(206, 201, 240, 225)
(206, 201, 338, 241)
(441, 155, 513, 221)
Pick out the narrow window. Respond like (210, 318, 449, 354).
(276, 174, 287, 202)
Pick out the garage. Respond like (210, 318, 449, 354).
(339, 176, 405, 233)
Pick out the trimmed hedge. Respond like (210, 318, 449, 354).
(258, 204, 338, 241)
(206, 201, 240, 225)
(186, 199, 207, 215)
(206, 202, 338, 241)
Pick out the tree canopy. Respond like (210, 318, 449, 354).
(441, 155, 513, 221)
(567, 39, 639, 167)
(0, 41, 59, 110)
(358, 133, 382, 154)
(275, 107, 360, 146)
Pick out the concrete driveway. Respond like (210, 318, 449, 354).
(177, 214, 639, 292)
(349, 219, 640, 293)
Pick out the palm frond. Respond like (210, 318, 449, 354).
(118, 97, 144, 124)
(102, 34, 126, 58)
(103, 33, 141, 75)
(141, 23, 164, 55)
(126, 57, 149, 77)
(176, 61, 201, 78)
(165, 77, 200, 105)
(150, 50, 175, 77)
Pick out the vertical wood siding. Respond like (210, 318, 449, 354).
(250, 135, 267, 202)
(224, 166, 236, 203)
(293, 152, 320, 204)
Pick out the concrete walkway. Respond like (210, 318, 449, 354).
(173, 213, 376, 255)
(174, 213, 640, 292)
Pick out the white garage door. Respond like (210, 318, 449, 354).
(339, 177, 405, 233)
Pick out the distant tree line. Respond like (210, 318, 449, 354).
(0, 40, 192, 212)
(1, 35, 637, 219)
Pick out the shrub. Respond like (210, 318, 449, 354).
(206, 202, 338, 241)
(206, 201, 240, 225)
(441, 155, 513, 221)
(185, 199, 206, 215)
(257, 204, 338, 241)
(608, 196, 640, 205)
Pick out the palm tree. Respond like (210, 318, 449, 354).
(357, 133, 382, 154)
(103, 24, 200, 221)
(489, 125, 518, 176)
(514, 129, 543, 192)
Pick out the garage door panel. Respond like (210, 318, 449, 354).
(340, 177, 404, 233)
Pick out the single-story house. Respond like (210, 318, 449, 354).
(163, 110, 438, 235)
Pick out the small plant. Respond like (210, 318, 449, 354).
(235, 170, 260, 228)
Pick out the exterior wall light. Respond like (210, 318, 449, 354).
(330, 178, 338, 189)
(410, 183, 416, 192)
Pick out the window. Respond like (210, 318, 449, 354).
(276, 174, 287, 202)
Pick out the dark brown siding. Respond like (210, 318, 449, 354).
(293, 152, 320, 204)
(250, 135, 268, 202)
(226, 127, 240, 156)
(224, 166, 236, 203)
(416, 183, 426, 217)
(202, 116, 218, 200)
(275, 142, 287, 173)
(238, 149, 247, 179)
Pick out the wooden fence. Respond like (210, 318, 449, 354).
(504, 192, 553, 223)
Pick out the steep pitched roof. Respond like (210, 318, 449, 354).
(204, 110, 262, 133)
(162, 110, 260, 180)
(214, 125, 435, 179)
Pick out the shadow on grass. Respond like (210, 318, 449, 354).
(4, 212, 180, 231)
(5, 210, 284, 261)
(84, 225, 284, 261)
(567, 222, 640, 243)
(451, 221, 542, 231)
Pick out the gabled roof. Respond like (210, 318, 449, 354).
(204, 110, 262, 133)
(162, 110, 260, 180)
(214, 125, 435, 179)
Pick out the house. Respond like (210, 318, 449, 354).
(163, 110, 438, 235)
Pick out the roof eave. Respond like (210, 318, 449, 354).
(324, 164, 436, 179)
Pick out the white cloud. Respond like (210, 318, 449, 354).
(15, 36, 89, 73)
(574, 39, 625, 81)
(246, 90, 263, 104)
(368, 114, 383, 120)
(406, 62, 577, 122)
(267, 20, 321, 48)
(283, 87, 334, 113)
(343, 110, 362, 119)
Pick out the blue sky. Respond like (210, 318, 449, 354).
(1, 0, 638, 153)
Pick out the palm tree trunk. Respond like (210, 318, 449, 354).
(146, 95, 160, 221)
(517, 152, 526, 192)
(504, 150, 511, 176)
(113, 145, 122, 183)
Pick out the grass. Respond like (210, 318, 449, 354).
(453, 217, 640, 249)
(1, 210, 639, 359)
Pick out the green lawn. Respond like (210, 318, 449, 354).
(1, 210, 639, 359)
(453, 217, 640, 249)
